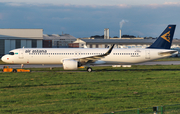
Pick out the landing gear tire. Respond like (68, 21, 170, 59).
(87, 67, 92, 72)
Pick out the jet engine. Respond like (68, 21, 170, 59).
(63, 59, 81, 70)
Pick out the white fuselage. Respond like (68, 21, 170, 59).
(1, 48, 177, 65)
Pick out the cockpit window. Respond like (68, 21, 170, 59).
(9, 52, 14, 55)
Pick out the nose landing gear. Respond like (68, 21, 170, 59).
(21, 64, 24, 68)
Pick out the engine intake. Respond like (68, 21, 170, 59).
(63, 59, 81, 70)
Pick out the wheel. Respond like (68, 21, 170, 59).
(87, 67, 92, 72)
(13, 69, 17, 73)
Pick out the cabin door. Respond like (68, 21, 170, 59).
(145, 50, 150, 59)
(19, 49, 24, 59)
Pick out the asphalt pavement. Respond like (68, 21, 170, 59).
(0, 61, 180, 69)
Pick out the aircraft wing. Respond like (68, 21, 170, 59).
(74, 44, 115, 64)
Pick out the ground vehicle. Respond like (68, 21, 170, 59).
(3, 66, 30, 72)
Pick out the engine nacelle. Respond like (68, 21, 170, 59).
(63, 59, 81, 70)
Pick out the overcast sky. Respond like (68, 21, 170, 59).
(0, 0, 180, 38)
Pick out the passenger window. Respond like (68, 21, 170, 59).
(9, 52, 14, 55)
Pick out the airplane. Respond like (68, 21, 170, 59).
(1, 25, 178, 72)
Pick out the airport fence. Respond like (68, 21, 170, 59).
(105, 104, 180, 114)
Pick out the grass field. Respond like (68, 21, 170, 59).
(1, 65, 180, 113)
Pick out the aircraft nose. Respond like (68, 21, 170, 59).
(1, 56, 5, 62)
(1, 55, 8, 63)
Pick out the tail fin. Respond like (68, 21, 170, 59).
(148, 25, 176, 49)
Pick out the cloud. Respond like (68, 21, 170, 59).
(145, 4, 161, 9)
(0, 0, 179, 6)
(6, 2, 23, 6)
(164, 2, 180, 5)
(0, 2, 180, 38)
(117, 4, 130, 8)
(2, 1, 180, 9)
(143, 1, 180, 9)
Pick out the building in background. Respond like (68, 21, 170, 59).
(43, 34, 77, 48)
(73, 38, 180, 49)
(0, 28, 77, 56)
(104, 28, 109, 39)
(0, 29, 43, 56)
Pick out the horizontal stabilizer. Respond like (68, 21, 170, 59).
(158, 50, 177, 56)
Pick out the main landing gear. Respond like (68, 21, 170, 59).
(87, 67, 92, 72)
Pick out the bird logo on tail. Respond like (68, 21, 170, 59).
(161, 31, 171, 43)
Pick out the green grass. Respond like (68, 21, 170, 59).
(0, 60, 6, 65)
(1, 65, 180, 113)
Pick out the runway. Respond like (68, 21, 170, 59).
(0, 61, 180, 69)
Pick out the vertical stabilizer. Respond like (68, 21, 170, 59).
(148, 25, 176, 49)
